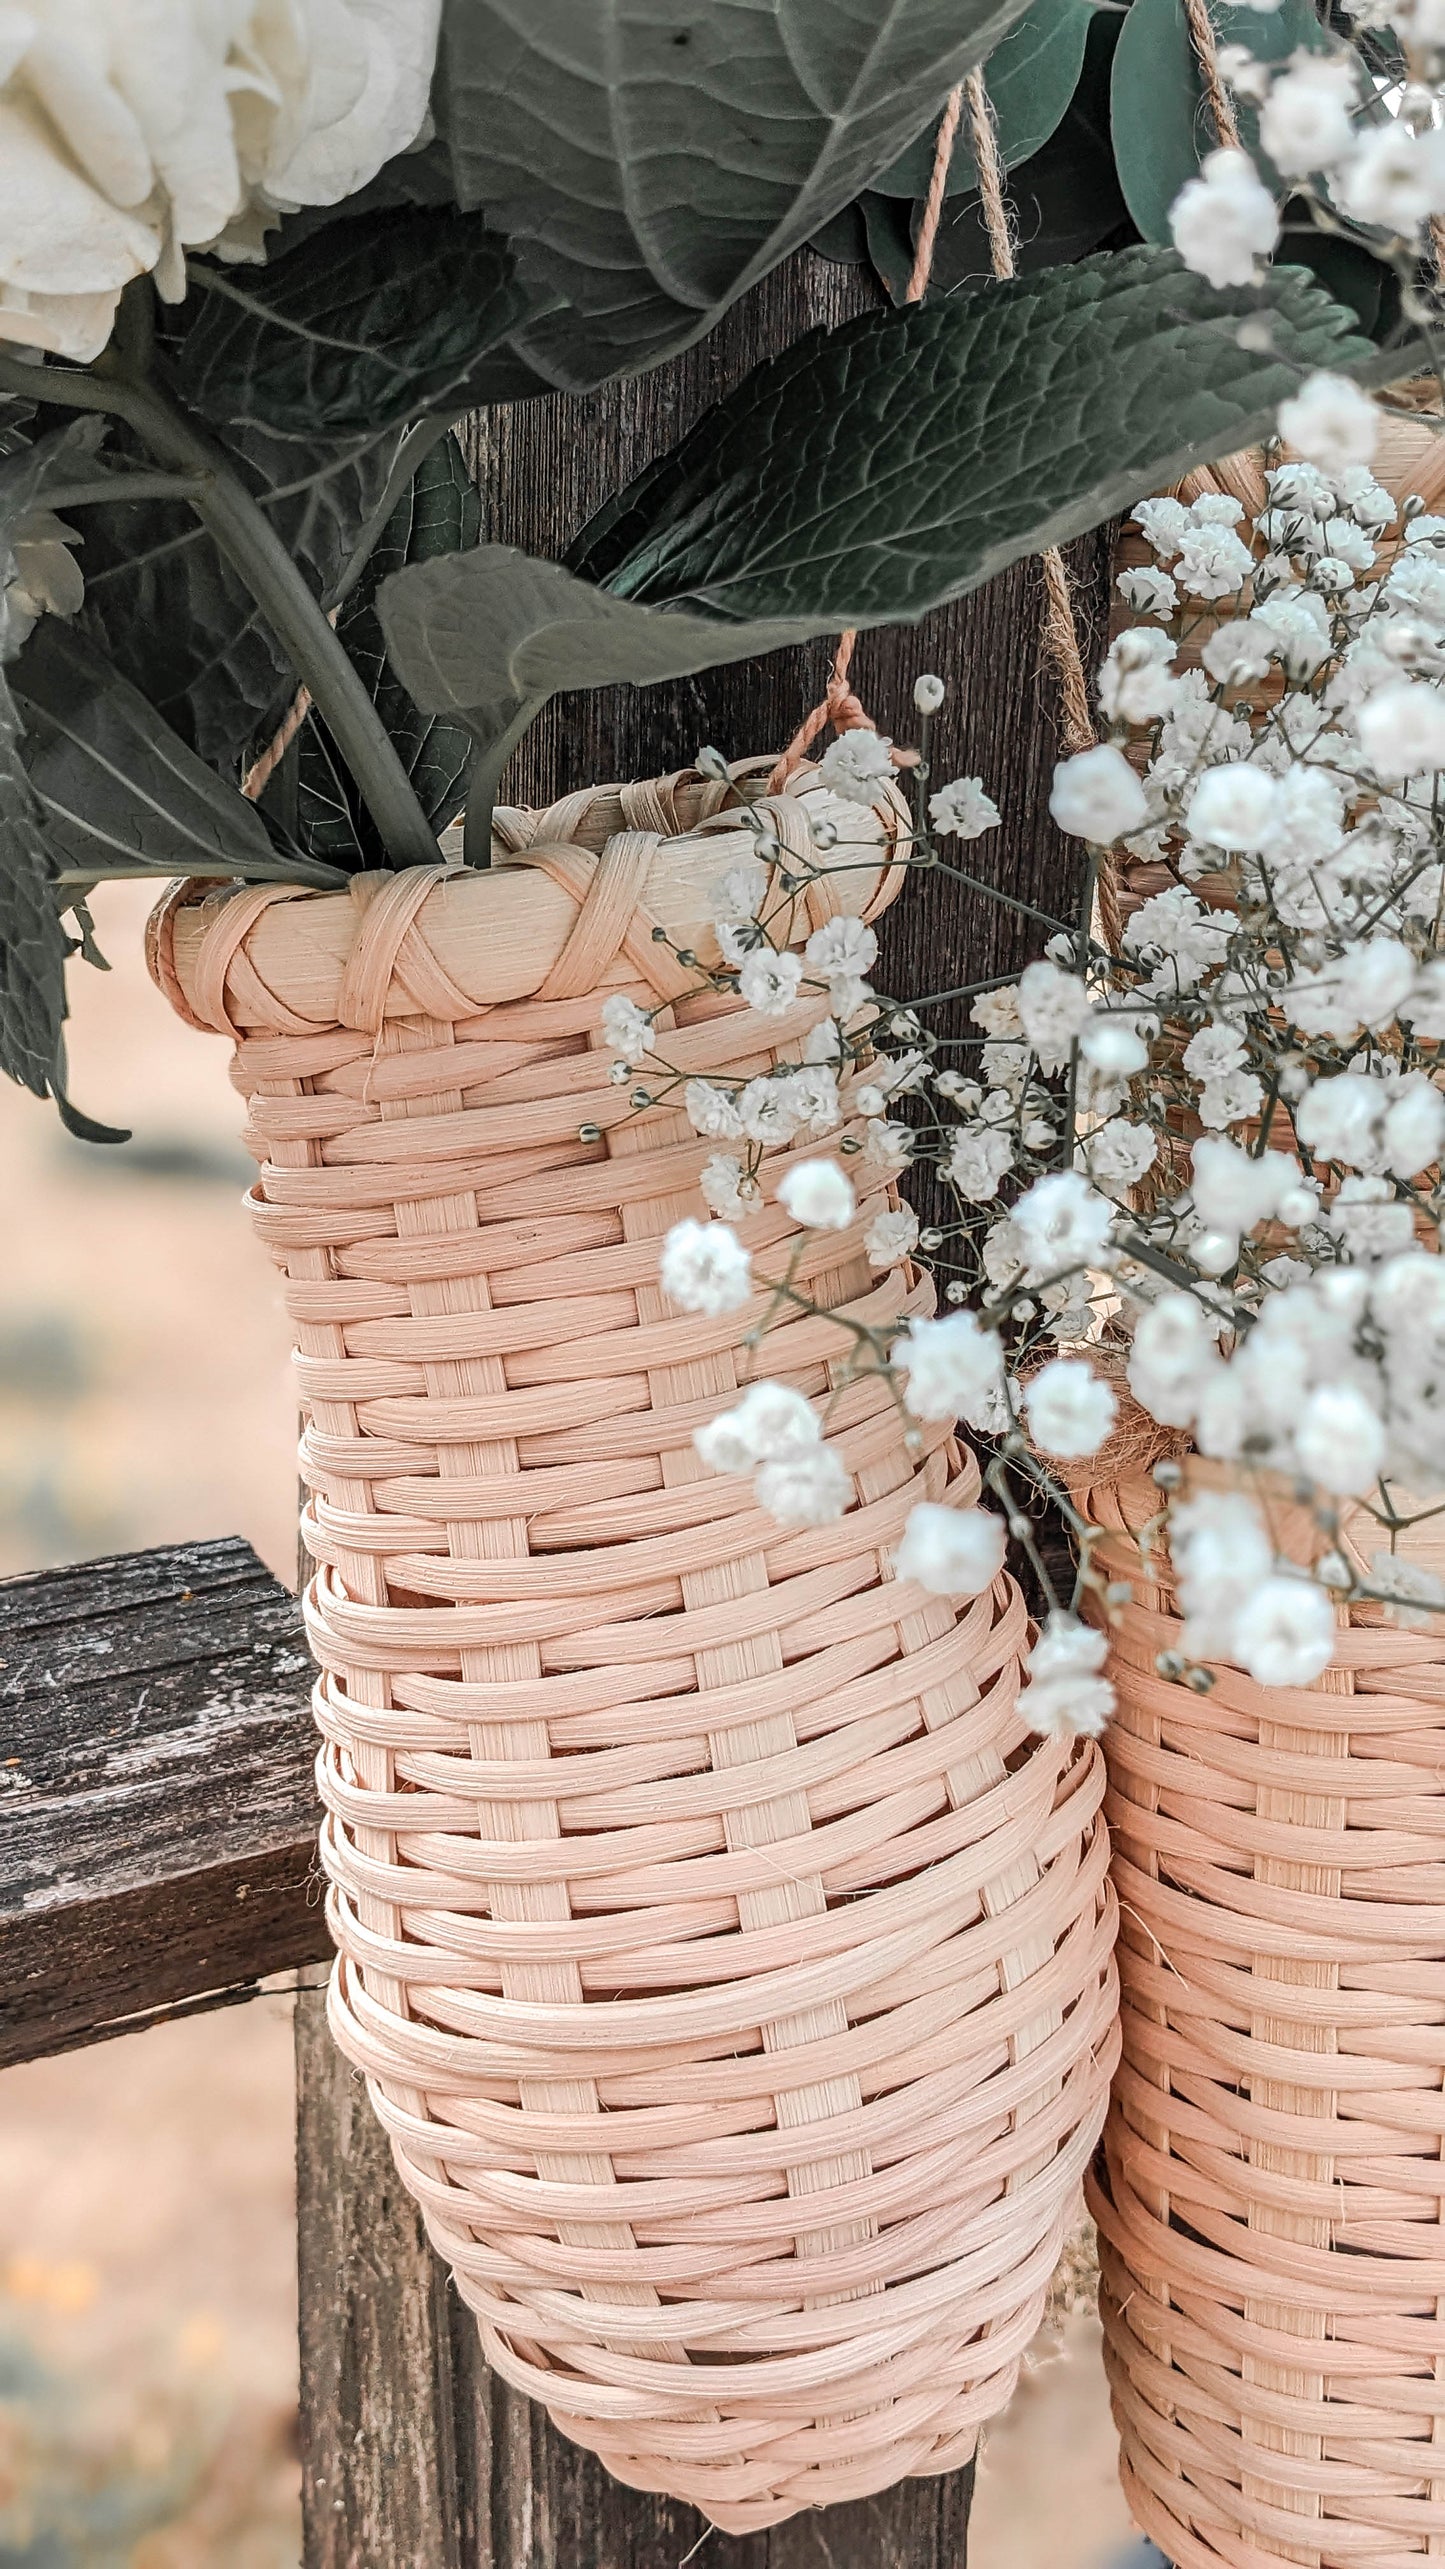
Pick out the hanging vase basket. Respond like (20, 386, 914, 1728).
(1080, 1459, 1445, 2569)
(1078, 414, 1445, 2568)
(148, 758, 1119, 2534)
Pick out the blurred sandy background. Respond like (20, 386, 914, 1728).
(0, 883, 1140, 2568)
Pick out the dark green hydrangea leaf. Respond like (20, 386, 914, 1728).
(378, 248, 1399, 803)
(178, 209, 543, 440)
(434, 0, 1040, 388)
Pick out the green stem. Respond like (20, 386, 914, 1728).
(324, 417, 454, 617)
(41, 472, 207, 510)
(0, 351, 439, 869)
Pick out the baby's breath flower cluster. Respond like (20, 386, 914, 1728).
(1167, 4, 1445, 358)
(625, 452, 1445, 1740)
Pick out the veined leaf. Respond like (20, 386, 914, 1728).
(0, 666, 123, 1139)
(1110, 0, 1335, 243)
(434, 0, 1040, 390)
(74, 414, 405, 773)
(178, 209, 545, 440)
(873, 0, 1095, 198)
(11, 621, 343, 888)
(297, 433, 481, 867)
(378, 249, 1398, 796)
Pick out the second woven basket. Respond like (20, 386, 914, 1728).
(1084, 1463, 1445, 2569)
(149, 760, 1119, 2532)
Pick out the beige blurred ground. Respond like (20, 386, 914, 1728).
(0, 886, 1137, 2568)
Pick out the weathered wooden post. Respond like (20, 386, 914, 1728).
(293, 241, 1113, 2569)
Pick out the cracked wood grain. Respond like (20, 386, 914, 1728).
(0, 1534, 324, 2067)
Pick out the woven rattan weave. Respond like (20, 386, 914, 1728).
(150, 762, 1118, 2530)
(1081, 1463, 1445, 2569)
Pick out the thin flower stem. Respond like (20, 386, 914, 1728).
(0, 346, 439, 868)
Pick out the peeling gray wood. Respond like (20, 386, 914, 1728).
(0, 1535, 324, 2066)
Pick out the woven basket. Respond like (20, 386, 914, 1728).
(1092, 414, 1445, 2568)
(1079, 1460, 1445, 2569)
(149, 760, 1119, 2533)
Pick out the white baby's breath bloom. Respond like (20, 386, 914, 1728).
(1356, 678, 1445, 779)
(600, 994, 654, 1064)
(1277, 371, 1379, 474)
(1231, 1574, 1335, 1686)
(865, 1206, 919, 1268)
(1335, 122, 1445, 231)
(859, 1117, 914, 1174)
(1018, 1615, 1115, 1739)
(777, 1158, 856, 1231)
(659, 1218, 753, 1315)
(817, 728, 894, 804)
(1086, 1117, 1158, 1191)
(738, 1076, 803, 1145)
(1017, 959, 1091, 1069)
(1080, 1018, 1150, 1077)
(1099, 628, 1180, 723)
(971, 984, 1024, 1038)
(1248, 590, 1333, 677)
(1025, 1358, 1118, 1457)
(1257, 52, 1357, 175)
(739, 947, 804, 1019)
(1116, 566, 1178, 618)
(1198, 621, 1273, 699)
(755, 1444, 852, 1526)
(929, 775, 1002, 839)
(0, 0, 442, 358)
(1129, 1292, 1222, 1426)
(1174, 523, 1254, 600)
(711, 859, 769, 927)
(892, 1310, 1006, 1426)
(1170, 148, 1279, 288)
(685, 1079, 744, 1140)
(1190, 1134, 1306, 1234)
(895, 1502, 1007, 1596)
(1049, 743, 1149, 843)
(946, 1124, 1015, 1203)
(1294, 1382, 1386, 1495)
(1188, 762, 1280, 850)
(803, 916, 876, 988)
(699, 1152, 753, 1223)
(1133, 495, 1194, 559)
(694, 1379, 820, 1477)
(1012, 1169, 1116, 1282)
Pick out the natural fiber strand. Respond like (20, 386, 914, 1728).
(906, 81, 968, 304)
(1182, 0, 1242, 152)
(150, 766, 1119, 2532)
(771, 75, 967, 792)
(957, 71, 1113, 950)
(241, 607, 339, 805)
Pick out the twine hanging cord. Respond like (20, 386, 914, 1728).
(773, 67, 1102, 924)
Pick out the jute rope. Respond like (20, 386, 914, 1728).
(150, 763, 1119, 2530)
(1181, 0, 1241, 154)
(957, 76, 1119, 950)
